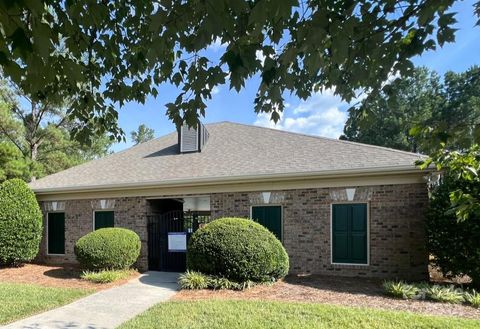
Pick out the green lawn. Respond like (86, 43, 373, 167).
(0, 282, 92, 325)
(119, 300, 480, 329)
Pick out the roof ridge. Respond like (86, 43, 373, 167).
(215, 121, 424, 158)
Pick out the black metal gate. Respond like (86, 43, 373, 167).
(147, 210, 211, 272)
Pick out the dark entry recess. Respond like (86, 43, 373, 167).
(147, 210, 211, 272)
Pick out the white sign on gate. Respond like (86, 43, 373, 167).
(168, 232, 187, 252)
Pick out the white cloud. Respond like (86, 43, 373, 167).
(207, 37, 227, 52)
(256, 50, 266, 65)
(254, 112, 281, 129)
(253, 90, 349, 139)
(292, 89, 341, 115)
(211, 86, 221, 95)
(382, 70, 402, 88)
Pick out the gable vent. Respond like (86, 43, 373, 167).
(179, 122, 209, 153)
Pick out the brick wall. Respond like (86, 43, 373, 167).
(37, 183, 429, 280)
(210, 183, 429, 280)
(37, 197, 150, 271)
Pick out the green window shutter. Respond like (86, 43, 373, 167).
(251, 206, 282, 241)
(332, 204, 368, 264)
(48, 212, 65, 254)
(94, 211, 114, 230)
(350, 204, 368, 263)
(332, 205, 350, 263)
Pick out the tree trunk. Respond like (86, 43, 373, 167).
(30, 142, 38, 181)
(28, 100, 38, 182)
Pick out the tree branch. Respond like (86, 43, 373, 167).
(0, 125, 27, 157)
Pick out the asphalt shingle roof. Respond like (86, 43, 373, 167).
(29, 122, 424, 192)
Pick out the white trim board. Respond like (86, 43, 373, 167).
(35, 172, 426, 201)
(31, 164, 426, 195)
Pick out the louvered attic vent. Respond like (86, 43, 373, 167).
(179, 122, 209, 153)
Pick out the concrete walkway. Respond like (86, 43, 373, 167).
(2, 271, 179, 329)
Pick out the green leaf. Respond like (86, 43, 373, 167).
(0, 0, 462, 135)
(10, 28, 33, 58)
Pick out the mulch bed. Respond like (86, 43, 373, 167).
(0, 263, 139, 291)
(3, 264, 478, 319)
(174, 275, 480, 320)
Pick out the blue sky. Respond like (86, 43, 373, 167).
(113, 0, 480, 152)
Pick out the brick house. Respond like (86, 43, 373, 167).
(30, 122, 429, 280)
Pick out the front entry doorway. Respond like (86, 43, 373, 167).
(147, 198, 211, 272)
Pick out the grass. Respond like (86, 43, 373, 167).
(80, 269, 136, 283)
(0, 282, 91, 324)
(119, 300, 480, 329)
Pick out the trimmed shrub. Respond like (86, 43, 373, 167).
(187, 217, 289, 282)
(382, 280, 419, 299)
(0, 179, 43, 266)
(74, 228, 140, 270)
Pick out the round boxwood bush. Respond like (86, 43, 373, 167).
(0, 178, 43, 266)
(74, 228, 141, 270)
(187, 217, 289, 282)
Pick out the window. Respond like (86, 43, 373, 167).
(94, 211, 114, 230)
(331, 203, 368, 264)
(251, 206, 282, 241)
(47, 212, 65, 255)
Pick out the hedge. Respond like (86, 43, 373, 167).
(187, 217, 289, 282)
(0, 179, 43, 266)
(74, 228, 141, 270)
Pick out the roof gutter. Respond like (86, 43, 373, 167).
(31, 164, 429, 195)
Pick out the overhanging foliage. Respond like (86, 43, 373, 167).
(0, 0, 469, 140)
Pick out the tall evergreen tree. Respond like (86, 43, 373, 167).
(0, 80, 113, 182)
(131, 124, 155, 145)
(341, 66, 480, 154)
